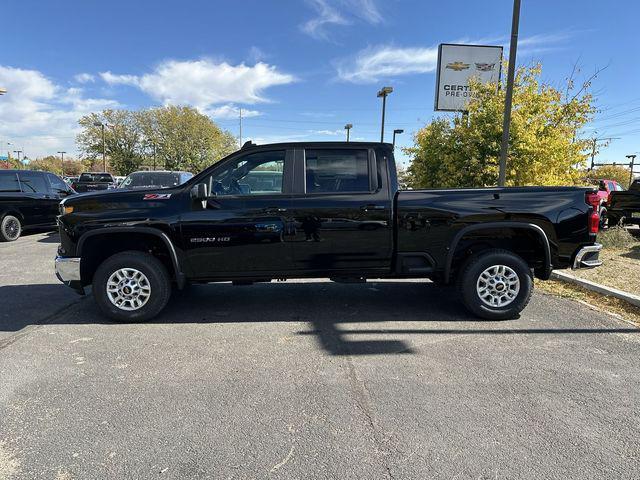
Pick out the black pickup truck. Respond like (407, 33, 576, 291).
(71, 172, 118, 193)
(55, 141, 602, 322)
(607, 179, 640, 226)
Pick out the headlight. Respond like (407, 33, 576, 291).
(59, 204, 74, 215)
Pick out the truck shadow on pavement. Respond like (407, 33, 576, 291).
(1, 281, 638, 356)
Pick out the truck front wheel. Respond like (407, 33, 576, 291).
(93, 251, 171, 322)
(458, 249, 533, 320)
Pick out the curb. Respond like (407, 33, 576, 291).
(551, 270, 640, 308)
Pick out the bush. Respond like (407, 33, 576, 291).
(599, 226, 636, 249)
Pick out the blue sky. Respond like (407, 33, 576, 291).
(1, 0, 639, 167)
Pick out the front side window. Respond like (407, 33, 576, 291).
(204, 151, 285, 196)
(0, 172, 20, 192)
(304, 149, 370, 193)
(18, 172, 48, 193)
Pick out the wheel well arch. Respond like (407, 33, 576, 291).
(77, 228, 185, 288)
(0, 209, 25, 224)
(444, 222, 552, 283)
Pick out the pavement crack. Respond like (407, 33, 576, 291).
(342, 354, 396, 480)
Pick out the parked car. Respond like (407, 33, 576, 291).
(119, 171, 193, 190)
(606, 179, 640, 226)
(71, 172, 117, 192)
(55, 141, 602, 322)
(63, 176, 79, 186)
(0, 169, 74, 241)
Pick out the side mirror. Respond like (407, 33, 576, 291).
(191, 183, 210, 208)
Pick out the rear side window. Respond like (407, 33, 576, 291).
(0, 172, 20, 192)
(304, 149, 370, 193)
(17, 172, 48, 193)
(47, 173, 68, 193)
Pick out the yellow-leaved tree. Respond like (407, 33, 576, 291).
(404, 63, 596, 188)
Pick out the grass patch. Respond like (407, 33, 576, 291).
(598, 226, 636, 249)
(537, 279, 640, 327)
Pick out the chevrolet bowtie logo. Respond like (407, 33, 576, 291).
(475, 62, 496, 72)
(446, 61, 470, 71)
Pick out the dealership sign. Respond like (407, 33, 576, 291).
(434, 43, 503, 112)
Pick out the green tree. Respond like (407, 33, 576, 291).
(27, 155, 87, 176)
(140, 106, 238, 173)
(589, 164, 632, 189)
(77, 110, 145, 175)
(405, 63, 596, 188)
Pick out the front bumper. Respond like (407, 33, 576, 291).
(55, 256, 81, 282)
(572, 243, 602, 269)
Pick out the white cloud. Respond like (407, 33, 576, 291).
(300, 0, 382, 40)
(206, 104, 262, 119)
(335, 32, 574, 83)
(308, 129, 343, 136)
(301, 0, 350, 40)
(336, 44, 439, 83)
(74, 73, 95, 84)
(0, 65, 118, 158)
(100, 59, 295, 109)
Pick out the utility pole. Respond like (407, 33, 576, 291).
(627, 154, 637, 185)
(57, 151, 66, 175)
(93, 122, 107, 171)
(377, 86, 393, 143)
(497, 0, 521, 187)
(590, 138, 597, 170)
(153, 143, 157, 171)
(344, 124, 353, 142)
(239, 108, 243, 147)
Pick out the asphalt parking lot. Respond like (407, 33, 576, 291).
(1, 232, 639, 479)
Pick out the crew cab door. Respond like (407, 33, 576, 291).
(16, 171, 55, 226)
(288, 147, 393, 273)
(180, 149, 295, 277)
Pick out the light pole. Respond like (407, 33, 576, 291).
(626, 154, 637, 185)
(498, 0, 521, 187)
(344, 124, 353, 142)
(93, 121, 107, 171)
(392, 129, 404, 149)
(13, 150, 23, 168)
(377, 86, 393, 143)
(58, 151, 66, 176)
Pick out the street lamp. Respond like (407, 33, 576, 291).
(344, 124, 353, 142)
(93, 121, 107, 171)
(377, 86, 393, 143)
(392, 129, 404, 149)
(13, 150, 23, 168)
(626, 154, 637, 185)
(58, 151, 66, 176)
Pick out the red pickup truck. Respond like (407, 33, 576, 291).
(593, 179, 625, 228)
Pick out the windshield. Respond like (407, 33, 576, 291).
(79, 173, 113, 183)
(120, 172, 183, 189)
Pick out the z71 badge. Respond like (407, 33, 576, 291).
(143, 193, 172, 200)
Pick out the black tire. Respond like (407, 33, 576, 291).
(0, 215, 21, 242)
(599, 207, 608, 230)
(93, 251, 171, 322)
(458, 249, 533, 320)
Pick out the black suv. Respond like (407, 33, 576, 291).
(0, 169, 74, 241)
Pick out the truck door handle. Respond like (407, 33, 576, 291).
(360, 204, 385, 211)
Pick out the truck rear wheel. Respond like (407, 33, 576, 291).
(1, 215, 21, 242)
(93, 251, 171, 322)
(458, 249, 533, 320)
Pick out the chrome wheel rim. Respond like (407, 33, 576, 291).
(106, 268, 151, 311)
(476, 265, 520, 308)
(4, 218, 20, 240)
